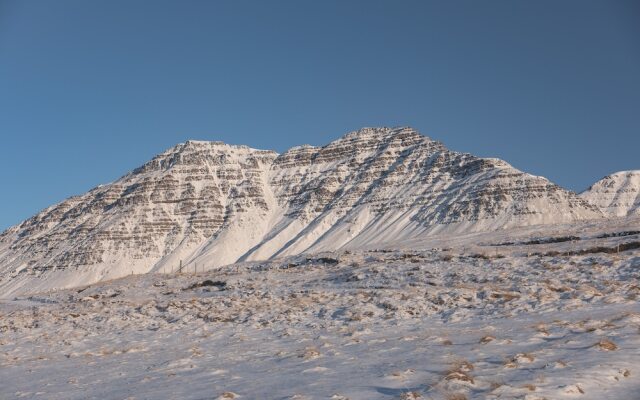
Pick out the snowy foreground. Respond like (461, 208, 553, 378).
(1, 228, 640, 399)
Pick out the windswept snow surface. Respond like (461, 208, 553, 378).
(1, 223, 639, 399)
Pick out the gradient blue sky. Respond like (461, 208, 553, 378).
(1, 0, 639, 230)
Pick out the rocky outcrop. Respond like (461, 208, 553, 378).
(581, 170, 640, 217)
(0, 127, 604, 296)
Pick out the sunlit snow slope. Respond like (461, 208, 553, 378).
(0, 127, 604, 296)
(581, 170, 640, 217)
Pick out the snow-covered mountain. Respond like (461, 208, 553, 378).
(580, 170, 640, 217)
(0, 127, 604, 296)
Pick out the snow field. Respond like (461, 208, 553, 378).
(1, 231, 639, 399)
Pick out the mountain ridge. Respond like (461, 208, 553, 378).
(0, 127, 608, 296)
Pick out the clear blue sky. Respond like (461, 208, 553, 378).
(1, 0, 639, 230)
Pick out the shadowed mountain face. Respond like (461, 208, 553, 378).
(581, 170, 640, 217)
(0, 127, 603, 296)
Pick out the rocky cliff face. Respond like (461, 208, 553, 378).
(0, 127, 603, 296)
(580, 170, 640, 217)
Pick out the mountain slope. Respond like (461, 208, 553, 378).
(0, 127, 603, 296)
(580, 170, 640, 217)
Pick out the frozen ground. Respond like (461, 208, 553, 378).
(1, 226, 639, 399)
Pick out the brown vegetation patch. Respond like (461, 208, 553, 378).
(594, 338, 617, 351)
(445, 360, 475, 384)
(479, 335, 495, 344)
(444, 394, 467, 400)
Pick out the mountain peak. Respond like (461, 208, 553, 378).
(132, 139, 278, 175)
(608, 170, 640, 178)
(581, 170, 640, 217)
(168, 139, 271, 154)
(340, 126, 427, 142)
